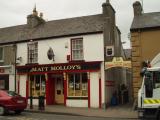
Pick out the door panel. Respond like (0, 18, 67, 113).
(55, 76, 64, 104)
(46, 74, 55, 105)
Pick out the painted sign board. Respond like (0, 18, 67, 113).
(105, 57, 131, 69)
(16, 61, 101, 74)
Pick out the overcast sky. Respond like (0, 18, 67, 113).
(0, 0, 160, 49)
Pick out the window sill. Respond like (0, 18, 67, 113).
(0, 60, 4, 63)
(25, 63, 39, 66)
(69, 60, 85, 63)
(67, 97, 88, 100)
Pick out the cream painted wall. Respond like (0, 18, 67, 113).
(19, 75, 26, 97)
(100, 62, 105, 104)
(83, 35, 104, 61)
(17, 34, 104, 65)
(66, 100, 88, 107)
(9, 75, 15, 91)
(17, 43, 28, 65)
(90, 72, 99, 108)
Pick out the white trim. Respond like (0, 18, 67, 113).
(0, 65, 12, 68)
(0, 47, 4, 62)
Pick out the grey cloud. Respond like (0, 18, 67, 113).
(0, 0, 160, 48)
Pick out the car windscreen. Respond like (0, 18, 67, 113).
(7, 91, 21, 97)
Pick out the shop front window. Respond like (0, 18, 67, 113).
(29, 75, 45, 97)
(68, 73, 88, 97)
(0, 75, 9, 90)
(0, 80, 5, 90)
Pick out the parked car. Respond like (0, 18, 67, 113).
(0, 90, 27, 115)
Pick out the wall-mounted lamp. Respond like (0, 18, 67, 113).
(47, 47, 55, 61)
(122, 41, 126, 44)
(16, 57, 22, 64)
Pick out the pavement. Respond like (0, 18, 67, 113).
(25, 104, 138, 119)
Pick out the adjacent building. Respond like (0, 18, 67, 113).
(0, 45, 15, 91)
(130, 1, 160, 99)
(0, 0, 127, 108)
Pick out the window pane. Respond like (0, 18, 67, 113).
(82, 73, 88, 96)
(28, 42, 38, 63)
(0, 80, 5, 89)
(41, 75, 46, 96)
(0, 47, 3, 61)
(153, 72, 160, 88)
(68, 74, 74, 96)
(30, 75, 45, 97)
(71, 39, 83, 60)
(67, 73, 88, 97)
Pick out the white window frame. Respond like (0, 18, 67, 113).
(0, 47, 4, 62)
(27, 42, 38, 64)
(71, 38, 84, 61)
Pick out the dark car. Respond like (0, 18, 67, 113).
(0, 90, 27, 115)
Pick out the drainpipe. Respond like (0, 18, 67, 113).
(13, 44, 17, 92)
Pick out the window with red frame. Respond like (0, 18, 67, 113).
(71, 38, 84, 60)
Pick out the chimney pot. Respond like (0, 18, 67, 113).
(106, 0, 109, 3)
(40, 12, 43, 18)
(133, 1, 143, 16)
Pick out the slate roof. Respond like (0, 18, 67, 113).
(0, 14, 104, 44)
(130, 12, 160, 31)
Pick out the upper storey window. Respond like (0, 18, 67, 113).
(0, 47, 4, 62)
(28, 42, 38, 64)
(71, 38, 84, 61)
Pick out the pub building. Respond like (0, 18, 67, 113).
(0, 0, 126, 108)
(17, 62, 102, 107)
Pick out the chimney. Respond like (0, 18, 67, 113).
(27, 6, 45, 28)
(133, 1, 143, 16)
(106, 0, 109, 4)
(102, 0, 116, 52)
(102, 0, 115, 17)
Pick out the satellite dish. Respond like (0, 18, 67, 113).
(47, 47, 55, 61)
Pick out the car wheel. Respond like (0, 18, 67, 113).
(15, 110, 22, 114)
(0, 106, 5, 115)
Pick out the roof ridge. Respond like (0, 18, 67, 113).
(0, 13, 104, 44)
(46, 14, 103, 23)
(143, 11, 160, 15)
(0, 14, 103, 30)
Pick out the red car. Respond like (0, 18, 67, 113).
(0, 90, 27, 115)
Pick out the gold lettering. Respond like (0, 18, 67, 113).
(47, 65, 82, 72)
(30, 67, 49, 72)
(38, 68, 42, 71)
(70, 65, 75, 69)
(44, 67, 48, 71)
(30, 67, 37, 72)
(76, 65, 81, 69)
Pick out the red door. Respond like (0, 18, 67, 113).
(46, 74, 55, 105)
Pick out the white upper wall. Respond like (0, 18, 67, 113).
(17, 33, 104, 65)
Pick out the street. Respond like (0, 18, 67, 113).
(0, 112, 138, 120)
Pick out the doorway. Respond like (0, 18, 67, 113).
(54, 74, 64, 104)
